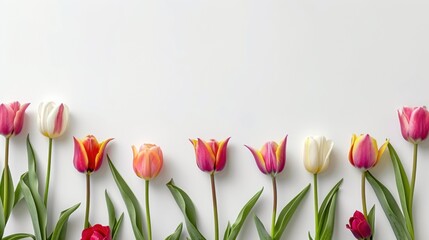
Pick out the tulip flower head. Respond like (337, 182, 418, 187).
(38, 102, 69, 139)
(398, 106, 429, 144)
(303, 136, 334, 174)
(189, 137, 230, 173)
(0, 101, 30, 137)
(346, 211, 372, 239)
(245, 136, 287, 176)
(132, 144, 163, 180)
(73, 135, 113, 173)
(81, 224, 111, 240)
(348, 134, 388, 170)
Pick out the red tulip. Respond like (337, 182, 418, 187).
(81, 224, 111, 240)
(132, 144, 163, 180)
(398, 106, 429, 143)
(346, 211, 372, 239)
(189, 137, 230, 173)
(0, 101, 30, 137)
(73, 135, 113, 173)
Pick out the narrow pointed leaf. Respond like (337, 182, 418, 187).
(165, 223, 183, 240)
(105, 190, 117, 231)
(223, 222, 232, 240)
(254, 215, 271, 240)
(368, 205, 375, 239)
(0, 199, 5, 238)
(166, 179, 205, 240)
(1, 167, 15, 221)
(50, 203, 80, 240)
(112, 213, 124, 240)
(108, 158, 145, 240)
(318, 179, 342, 239)
(274, 184, 310, 240)
(3, 233, 36, 240)
(226, 188, 263, 240)
(308, 232, 313, 240)
(366, 171, 410, 240)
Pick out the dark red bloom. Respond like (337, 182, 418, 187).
(81, 224, 111, 240)
(346, 211, 372, 239)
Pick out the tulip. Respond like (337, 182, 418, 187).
(398, 106, 429, 143)
(189, 137, 230, 173)
(346, 211, 372, 239)
(38, 102, 69, 139)
(304, 136, 333, 174)
(245, 136, 287, 176)
(73, 135, 113, 173)
(348, 134, 388, 170)
(0, 101, 30, 137)
(133, 144, 163, 181)
(81, 224, 111, 240)
(73, 135, 113, 228)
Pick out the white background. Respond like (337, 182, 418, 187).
(1, 0, 429, 239)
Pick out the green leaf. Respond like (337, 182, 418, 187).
(388, 143, 414, 237)
(223, 222, 231, 240)
(14, 178, 23, 207)
(105, 190, 117, 231)
(367, 205, 375, 240)
(226, 188, 263, 240)
(0, 198, 5, 238)
(165, 223, 183, 240)
(50, 203, 80, 240)
(366, 171, 411, 240)
(166, 179, 206, 240)
(274, 184, 310, 240)
(1, 167, 15, 221)
(26, 135, 39, 192)
(3, 233, 36, 240)
(112, 213, 124, 240)
(108, 157, 145, 240)
(318, 179, 343, 240)
(308, 232, 313, 240)
(254, 215, 272, 240)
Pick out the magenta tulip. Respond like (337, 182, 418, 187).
(348, 134, 387, 170)
(245, 136, 287, 175)
(0, 101, 30, 137)
(81, 224, 111, 240)
(189, 137, 230, 173)
(346, 211, 372, 239)
(398, 106, 429, 143)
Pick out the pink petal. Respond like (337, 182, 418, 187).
(195, 138, 215, 172)
(214, 137, 230, 171)
(245, 145, 267, 174)
(12, 102, 30, 136)
(73, 137, 89, 173)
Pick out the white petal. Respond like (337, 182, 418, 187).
(304, 137, 320, 174)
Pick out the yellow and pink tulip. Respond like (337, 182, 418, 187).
(245, 136, 287, 175)
(348, 134, 388, 170)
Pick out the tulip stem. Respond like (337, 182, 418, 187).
(410, 143, 418, 209)
(3, 137, 10, 218)
(210, 173, 219, 240)
(313, 174, 319, 240)
(84, 173, 91, 228)
(361, 171, 368, 218)
(43, 138, 53, 207)
(145, 180, 152, 240)
(271, 176, 277, 239)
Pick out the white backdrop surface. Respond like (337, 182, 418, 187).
(1, 0, 429, 239)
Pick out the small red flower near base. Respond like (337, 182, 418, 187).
(81, 224, 111, 240)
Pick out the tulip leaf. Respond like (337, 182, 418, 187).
(50, 203, 80, 240)
(273, 184, 310, 240)
(225, 188, 263, 240)
(308, 232, 313, 240)
(105, 190, 124, 240)
(318, 179, 343, 240)
(13, 179, 23, 207)
(0, 198, 5, 238)
(367, 205, 375, 240)
(108, 157, 145, 240)
(366, 171, 411, 240)
(388, 143, 414, 238)
(254, 215, 272, 240)
(223, 222, 231, 240)
(166, 179, 206, 240)
(0, 167, 15, 222)
(2, 233, 36, 240)
(165, 223, 183, 240)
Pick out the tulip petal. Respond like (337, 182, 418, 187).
(398, 109, 410, 141)
(195, 138, 215, 172)
(377, 140, 389, 161)
(261, 142, 277, 174)
(93, 138, 113, 172)
(352, 134, 377, 169)
(348, 134, 357, 166)
(12, 102, 30, 135)
(275, 136, 287, 174)
(0, 104, 14, 136)
(214, 137, 230, 171)
(73, 137, 89, 173)
(319, 138, 333, 173)
(53, 104, 68, 136)
(408, 107, 429, 142)
(245, 145, 267, 174)
(304, 137, 319, 174)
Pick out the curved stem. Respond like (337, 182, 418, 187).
(145, 180, 152, 240)
(3, 137, 10, 218)
(362, 171, 368, 218)
(271, 176, 277, 239)
(84, 173, 91, 228)
(210, 173, 219, 240)
(314, 174, 319, 240)
(43, 138, 53, 206)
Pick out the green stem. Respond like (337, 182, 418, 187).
(84, 173, 91, 228)
(314, 174, 319, 240)
(362, 171, 368, 218)
(210, 173, 219, 240)
(3, 137, 10, 218)
(43, 138, 53, 206)
(271, 176, 277, 239)
(145, 180, 152, 240)
(410, 143, 418, 209)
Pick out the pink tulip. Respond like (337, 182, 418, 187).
(348, 134, 388, 170)
(0, 101, 30, 137)
(189, 137, 230, 173)
(245, 136, 287, 175)
(398, 106, 429, 143)
(81, 224, 111, 240)
(73, 135, 113, 173)
(346, 211, 372, 239)
(132, 144, 163, 180)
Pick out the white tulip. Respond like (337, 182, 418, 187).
(304, 136, 333, 174)
(38, 102, 69, 138)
